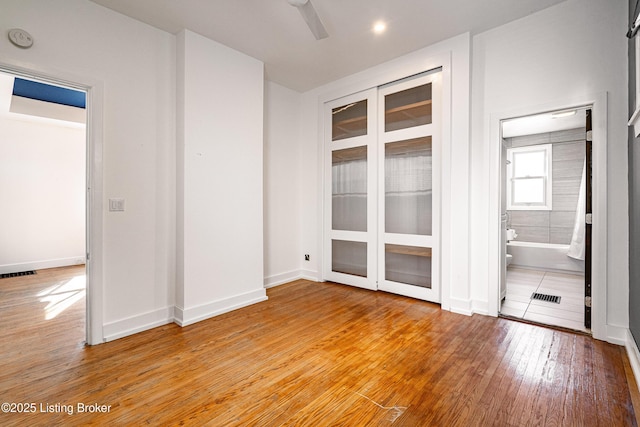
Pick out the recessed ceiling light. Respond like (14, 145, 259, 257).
(373, 22, 386, 34)
(551, 110, 576, 118)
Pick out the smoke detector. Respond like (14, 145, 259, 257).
(8, 28, 33, 49)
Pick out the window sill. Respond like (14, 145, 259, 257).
(507, 206, 552, 211)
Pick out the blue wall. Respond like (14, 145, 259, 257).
(12, 78, 85, 108)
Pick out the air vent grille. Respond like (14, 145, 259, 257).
(0, 270, 36, 279)
(531, 292, 561, 304)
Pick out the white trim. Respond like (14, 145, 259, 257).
(315, 34, 470, 312)
(626, 330, 640, 394)
(105, 287, 275, 340)
(264, 270, 305, 288)
(628, 105, 640, 137)
(632, 34, 640, 136)
(264, 269, 322, 288)
(300, 269, 320, 282)
(471, 300, 489, 316)
(85, 80, 105, 345)
(323, 88, 378, 290)
(488, 93, 608, 342)
(377, 71, 442, 303)
(0, 61, 104, 345)
(449, 297, 473, 316)
(0, 257, 85, 275)
(605, 325, 628, 346)
(103, 307, 174, 342)
(590, 95, 608, 343)
(174, 289, 268, 327)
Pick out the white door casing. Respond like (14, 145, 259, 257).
(323, 71, 442, 303)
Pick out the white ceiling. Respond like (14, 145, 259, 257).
(502, 108, 587, 138)
(89, 0, 565, 92)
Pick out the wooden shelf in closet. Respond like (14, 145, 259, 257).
(385, 136, 432, 156)
(332, 115, 367, 140)
(332, 145, 367, 162)
(332, 99, 433, 140)
(385, 99, 432, 128)
(385, 99, 432, 117)
(385, 244, 432, 258)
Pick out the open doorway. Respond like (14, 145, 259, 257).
(498, 106, 592, 333)
(0, 70, 88, 344)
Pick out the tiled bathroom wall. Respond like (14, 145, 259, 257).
(506, 128, 585, 245)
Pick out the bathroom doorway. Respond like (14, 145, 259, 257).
(498, 106, 592, 333)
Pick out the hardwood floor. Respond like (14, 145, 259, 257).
(0, 267, 637, 426)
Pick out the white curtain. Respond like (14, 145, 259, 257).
(332, 159, 367, 231)
(332, 159, 367, 195)
(385, 155, 432, 193)
(567, 160, 586, 260)
(385, 154, 432, 235)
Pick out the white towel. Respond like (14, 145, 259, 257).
(567, 160, 586, 260)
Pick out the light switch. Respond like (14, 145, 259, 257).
(109, 198, 125, 212)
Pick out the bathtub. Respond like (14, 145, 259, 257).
(506, 241, 585, 274)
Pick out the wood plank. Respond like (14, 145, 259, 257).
(385, 99, 432, 115)
(385, 244, 432, 257)
(385, 136, 432, 157)
(0, 268, 636, 425)
(332, 145, 367, 162)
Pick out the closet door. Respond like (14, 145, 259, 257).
(377, 72, 441, 302)
(324, 89, 378, 290)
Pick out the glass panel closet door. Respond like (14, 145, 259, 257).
(378, 72, 441, 302)
(324, 89, 378, 290)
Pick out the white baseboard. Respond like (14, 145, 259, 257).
(626, 329, 640, 394)
(449, 297, 473, 316)
(0, 257, 86, 275)
(264, 269, 320, 288)
(264, 270, 303, 288)
(102, 288, 269, 342)
(300, 269, 320, 282)
(606, 324, 628, 346)
(174, 288, 267, 327)
(471, 299, 490, 316)
(103, 306, 174, 342)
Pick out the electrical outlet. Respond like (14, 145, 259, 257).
(304, 254, 310, 261)
(109, 198, 125, 212)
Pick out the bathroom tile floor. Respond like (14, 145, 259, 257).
(500, 267, 588, 333)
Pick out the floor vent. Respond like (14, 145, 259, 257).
(531, 292, 561, 304)
(0, 270, 36, 279)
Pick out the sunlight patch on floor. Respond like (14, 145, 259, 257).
(37, 275, 86, 320)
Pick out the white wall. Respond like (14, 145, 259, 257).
(264, 81, 303, 287)
(1, 0, 273, 342)
(175, 30, 266, 325)
(0, 0, 176, 341)
(0, 114, 85, 273)
(470, 0, 628, 342)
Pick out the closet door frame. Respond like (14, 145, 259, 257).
(323, 73, 442, 301)
(323, 88, 378, 290)
(318, 48, 457, 313)
(377, 71, 441, 302)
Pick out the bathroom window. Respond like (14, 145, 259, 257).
(507, 144, 552, 210)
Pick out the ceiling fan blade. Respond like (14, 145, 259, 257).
(297, 0, 329, 40)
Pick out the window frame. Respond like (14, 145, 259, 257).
(506, 143, 553, 211)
